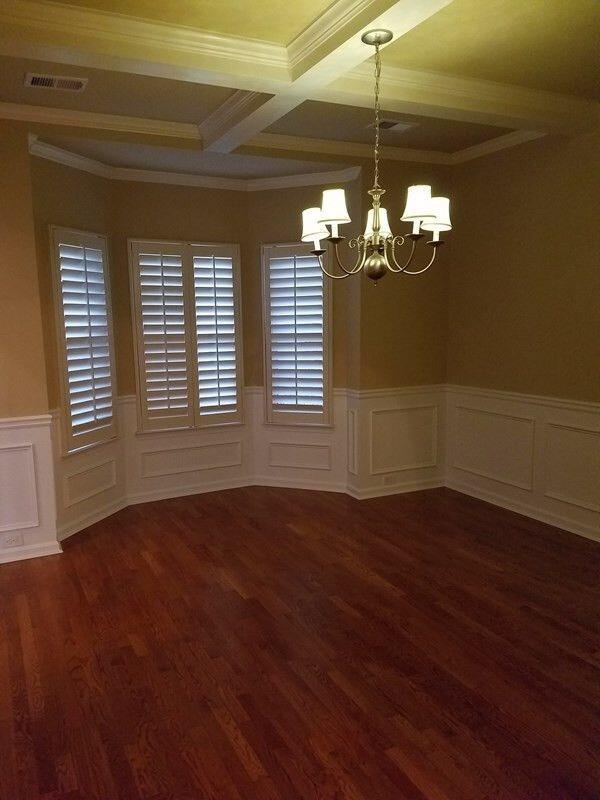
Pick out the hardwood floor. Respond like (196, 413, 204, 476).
(0, 487, 598, 800)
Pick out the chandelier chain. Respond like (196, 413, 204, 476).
(373, 42, 381, 189)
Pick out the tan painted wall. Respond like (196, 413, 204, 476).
(31, 158, 112, 409)
(448, 129, 600, 402)
(0, 122, 48, 416)
(358, 160, 452, 388)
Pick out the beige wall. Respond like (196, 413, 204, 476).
(448, 129, 600, 402)
(358, 160, 452, 388)
(31, 158, 112, 408)
(24, 128, 600, 416)
(0, 122, 48, 416)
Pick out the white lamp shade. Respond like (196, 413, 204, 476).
(401, 184, 435, 221)
(421, 197, 452, 232)
(364, 207, 392, 239)
(301, 207, 329, 242)
(318, 188, 351, 225)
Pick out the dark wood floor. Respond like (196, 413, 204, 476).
(0, 487, 598, 800)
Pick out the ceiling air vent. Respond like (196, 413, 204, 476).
(367, 118, 414, 134)
(24, 72, 88, 93)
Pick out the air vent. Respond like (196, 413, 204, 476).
(367, 118, 414, 134)
(24, 72, 88, 93)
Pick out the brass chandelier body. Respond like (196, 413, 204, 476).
(300, 29, 452, 283)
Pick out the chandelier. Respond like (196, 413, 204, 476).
(300, 29, 452, 282)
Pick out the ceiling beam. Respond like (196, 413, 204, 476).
(1, 0, 596, 161)
(317, 63, 599, 133)
(203, 0, 454, 152)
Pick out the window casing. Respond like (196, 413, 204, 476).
(129, 240, 243, 431)
(51, 226, 117, 453)
(262, 243, 332, 425)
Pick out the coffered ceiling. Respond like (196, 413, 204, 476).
(0, 0, 597, 179)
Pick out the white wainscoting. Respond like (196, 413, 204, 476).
(445, 385, 600, 540)
(6, 383, 596, 563)
(250, 388, 348, 492)
(347, 386, 446, 499)
(0, 414, 60, 563)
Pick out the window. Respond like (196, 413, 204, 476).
(129, 240, 243, 431)
(51, 227, 117, 452)
(262, 243, 331, 425)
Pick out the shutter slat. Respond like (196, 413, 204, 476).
(136, 251, 190, 417)
(193, 254, 239, 414)
(57, 240, 114, 435)
(268, 253, 325, 411)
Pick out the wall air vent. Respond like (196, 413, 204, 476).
(24, 72, 88, 93)
(367, 118, 414, 134)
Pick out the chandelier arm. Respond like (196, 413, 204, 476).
(334, 238, 367, 274)
(387, 236, 417, 273)
(316, 253, 354, 280)
(399, 246, 438, 275)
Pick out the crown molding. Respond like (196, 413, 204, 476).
(448, 130, 546, 164)
(287, 0, 375, 73)
(199, 90, 267, 149)
(0, 0, 289, 81)
(249, 132, 452, 164)
(326, 63, 599, 133)
(246, 165, 360, 191)
(28, 134, 362, 191)
(0, 101, 201, 140)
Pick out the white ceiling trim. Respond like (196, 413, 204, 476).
(0, 0, 289, 84)
(28, 134, 361, 191)
(249, 132, 452, 164)
(2, 0, 595, 158)
(0, 100, 201, 139)
(287, 0, 380, 74)
(448, 130, 546, 164)
(248, 130, 548, 164)
(205, 0, 453, 152)
(324, 63, 599, 132)
(198, 90, 267, 149)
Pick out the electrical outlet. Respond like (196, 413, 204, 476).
(1, 532, 24, 548)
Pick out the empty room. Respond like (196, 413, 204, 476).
(0, 0, 599, 797)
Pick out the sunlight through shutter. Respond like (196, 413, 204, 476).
(266, 249, 328, 418)
(53, 229, 116, 450)
(132, 243, 193, 430)
(192, 247, 240, 418)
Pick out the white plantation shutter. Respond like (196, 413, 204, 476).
(51, 228, 116, 452)
(262, 244, 331, 424)
(129, 240, 242, 431)
(192, 244, 242, 422)
(130, 241, 193, 431)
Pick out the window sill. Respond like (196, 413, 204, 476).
(134, 421, 245, 437)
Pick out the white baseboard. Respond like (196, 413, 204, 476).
(126, 476, 251, 506)
(253, 475, 347, 493)
(446, 479, 600, 542)
(58, 497, 128, 542)
(0, 540, 62, 564)
(347, 478, 445, 500)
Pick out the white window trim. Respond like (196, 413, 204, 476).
(128, 238, 244, 433)
(50, 225, 118, 455)
(261, 242, 332, 427)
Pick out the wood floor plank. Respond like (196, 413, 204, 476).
(0, 486, 598, 799)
